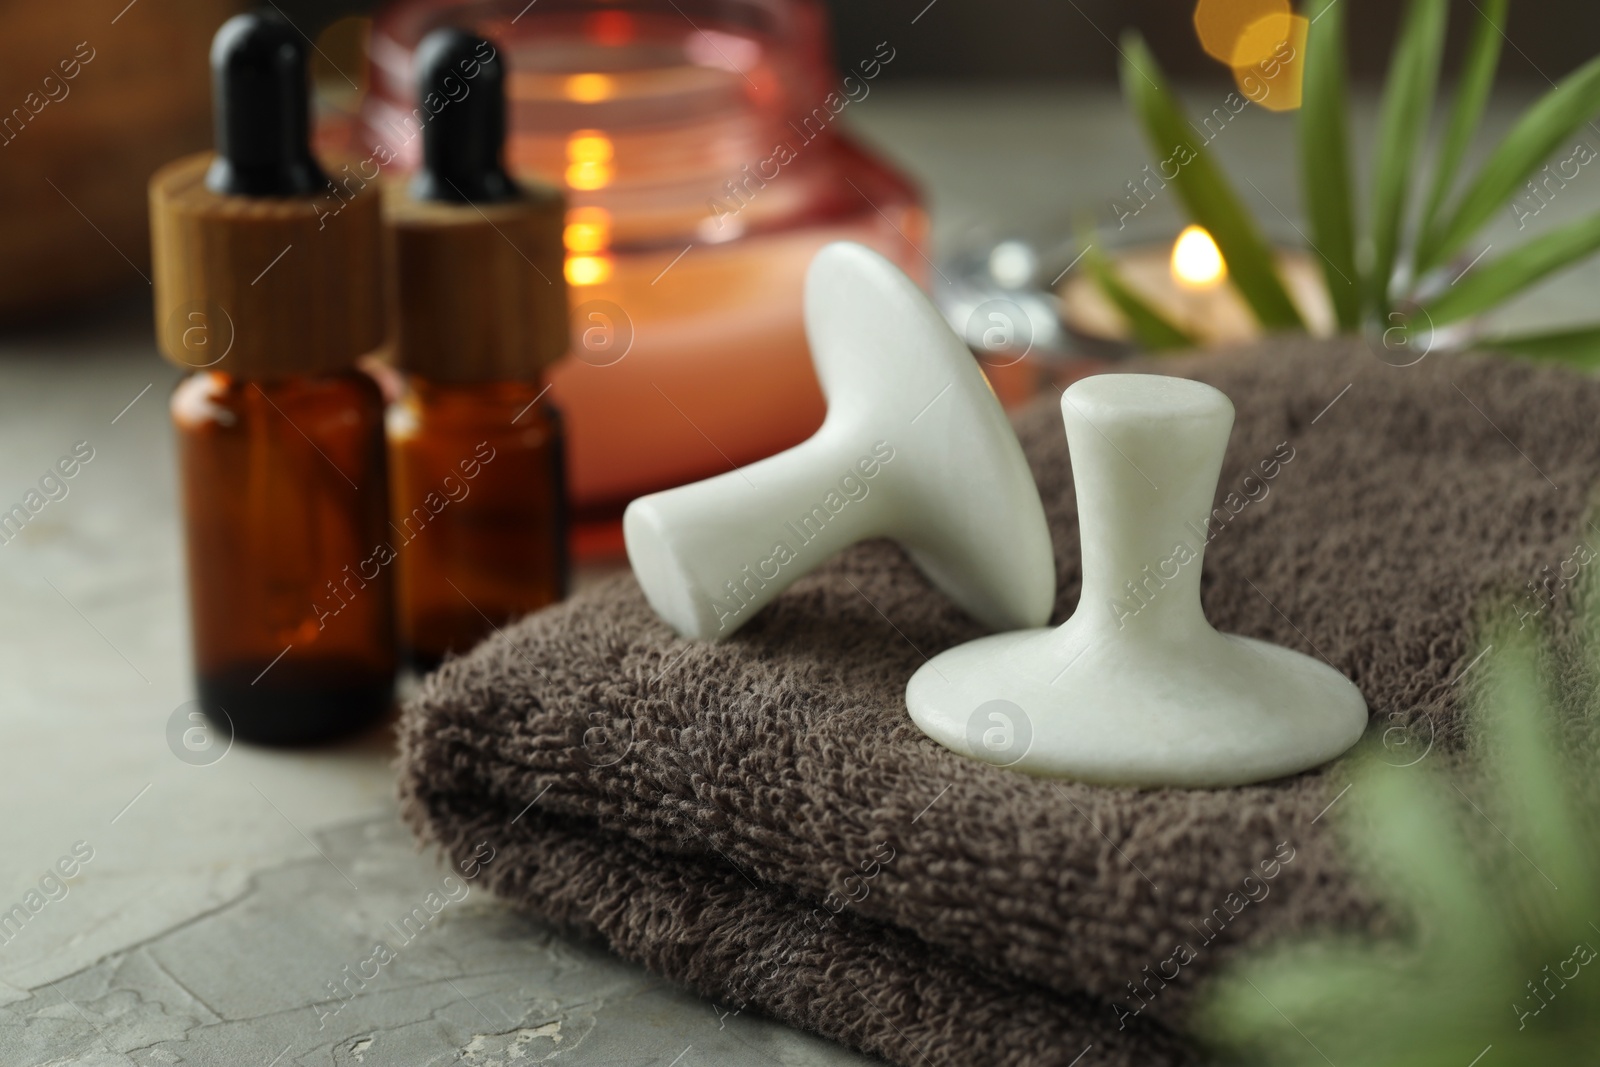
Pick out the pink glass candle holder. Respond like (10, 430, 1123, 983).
(355, 0, 928, 553)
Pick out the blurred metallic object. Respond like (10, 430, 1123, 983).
(936, 230, 1080, 364)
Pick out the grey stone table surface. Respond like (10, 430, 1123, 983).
(3, 85, 1599, 1067)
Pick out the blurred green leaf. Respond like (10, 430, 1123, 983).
(1340, 759, 1505, 939)
(1118, 33, 1305, 332)
(1478, 323, 1600, 368)
(1368, 0, 1448, 318)
(1418, 51, 1600, 275)
(1202, 755, 1514, 1067)
(1202, 616, 1600, 1067)
(1299, 0, 1362, 331)
(1082, 246, 1196, 350)
(1416, 0, 1507, 259)
(1420, 208, 1600, 325)
(1478, 624, 1600, 920)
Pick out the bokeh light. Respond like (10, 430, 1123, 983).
(564, 206, 612, 255)
(563, 201, 614, 286)
(565, 131, 615, 190)
(565, 255, 613, 286)
(1231, 13, 1308, 112)
(1192, 0, 1289, 65)
(584, 10, 635, 46)
(563, 73, 613, 103)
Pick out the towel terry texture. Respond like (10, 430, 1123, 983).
(398, 338, 1600, 1066)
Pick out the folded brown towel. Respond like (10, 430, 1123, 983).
(399, 337, 1600, 1066)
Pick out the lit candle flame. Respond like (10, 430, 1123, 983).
(1171, 225, 1227, 290)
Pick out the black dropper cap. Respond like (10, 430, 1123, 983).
(410, 29, 516, 204)
(205, 11, 327, 197)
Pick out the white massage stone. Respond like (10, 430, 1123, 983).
(906, 374, 1367, 788)
(624, 241, 1055, 641)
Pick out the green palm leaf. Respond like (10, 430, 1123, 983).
(1202, 755, 1513, 1066)
(1118, 32, 1304, 332)
(1417, 51, 1600, 275)
(1479, 324, 1600, 368)
(1082, 245, 1196, 350)
(1479, 622, 1600, 921)
(1299, 0, 1361, 330)
(1415, 0, 1508, 258)
(1367, 0, 1448, 318)
(1202, 626, 1600, 1066)
(1420, 208, 1600, 325)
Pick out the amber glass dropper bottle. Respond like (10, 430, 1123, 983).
(150, 12, 396, 744)
(384, 29, 570, 671)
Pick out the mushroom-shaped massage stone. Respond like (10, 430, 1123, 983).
(906, 374, 1367, 788)
(624, 241, 1056, 641)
